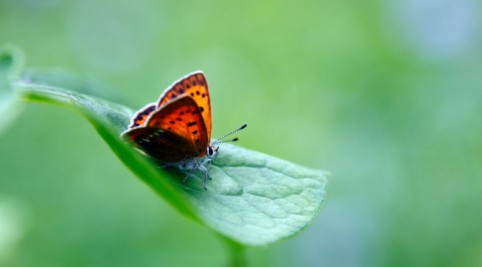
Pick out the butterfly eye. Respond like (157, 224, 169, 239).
(207, 146, 214, 156)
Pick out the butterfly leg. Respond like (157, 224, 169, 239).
(196, 163, 209, 190)
(202, 170, 209, 190)
(156, 160, 174, 169)
(206, 161, 213, 180)
(182, 170, 195, 184)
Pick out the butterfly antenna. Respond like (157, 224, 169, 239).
(212, 123, 247, 144)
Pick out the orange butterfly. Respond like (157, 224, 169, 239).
(122, 71, 246, 189)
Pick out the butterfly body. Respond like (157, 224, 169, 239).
(122, 71, 221, 189)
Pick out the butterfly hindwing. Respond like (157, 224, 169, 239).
(157, 71, 212, 140)
(128, 103, 156, 129)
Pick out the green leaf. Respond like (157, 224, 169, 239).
(11, 68, 327, 246)
(184, 144, 327, 245)
(0, 46, 24, 131)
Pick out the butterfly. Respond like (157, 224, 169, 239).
(121, 71, 246, 189)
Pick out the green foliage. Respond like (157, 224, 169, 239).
(5, 47, 327, 247)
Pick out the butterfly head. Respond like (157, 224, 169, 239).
(207, 145, 219, 160)
(206, 123, 247, 160)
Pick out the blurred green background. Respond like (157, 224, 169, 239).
(1, 0, 482, 266)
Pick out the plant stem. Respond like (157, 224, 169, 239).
(222, 237, 247, 267)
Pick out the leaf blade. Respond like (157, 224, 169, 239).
(184, 144, 327, 245)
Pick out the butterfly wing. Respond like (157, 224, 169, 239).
(157, 71, 212, 140)
(127, 103, 156, 129)
(122, 96, 209, 161)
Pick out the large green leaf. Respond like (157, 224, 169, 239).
(3, 48, 328, 246)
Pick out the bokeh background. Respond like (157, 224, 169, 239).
(1, 0, 482, 266)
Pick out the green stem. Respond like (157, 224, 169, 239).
(222, 237, 247, 267)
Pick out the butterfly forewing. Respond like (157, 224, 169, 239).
(157, 72, 212, 140)
(146, 95, 209, 157)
